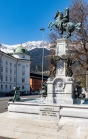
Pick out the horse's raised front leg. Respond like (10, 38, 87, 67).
(48, 22, 54, 31)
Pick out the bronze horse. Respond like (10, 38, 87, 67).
(48, 11, 82, 38)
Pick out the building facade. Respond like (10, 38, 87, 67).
(0, 45, 31, 95)
(30, 73, 49, 91)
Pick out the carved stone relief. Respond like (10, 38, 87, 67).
(53, 78, 66, 92)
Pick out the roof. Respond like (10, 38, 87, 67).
(14, 44, 29, 55)
(30, 72, 49, 80)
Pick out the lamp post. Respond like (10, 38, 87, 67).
(39, 28, 45, 84)
(0, 44, 2, 94)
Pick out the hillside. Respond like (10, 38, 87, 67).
(29, 48, 50, 72)
(0, 40, 51, 72)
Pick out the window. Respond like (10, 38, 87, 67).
(14, 70, 16, 75)
(14, 64, 16, 67)
(22, 71, 25, 76)
(22, 78, 25, 83)
(22, 55, 25, 58)
(10, 77, 12, 82)
(6, 76, 7, 81)
(22, 65, 25, 70)
(14, 78, 16, 82)
(1, 85, 3, 89)
(5, 85, 7, 89)
(1, 67, 3, 72)
(6, 61, 8, 65)
(22, 86, 25, 89)
(10, 69, 12, 74)
(22, 49, 25, 53)
(1, 60, 3, 66)
(6, 68, 8, 73)
(1, 76, 3, 81)
(10, 85, 11, 89)
(10, 63, 12, 66)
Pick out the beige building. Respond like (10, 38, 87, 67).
(0, 45, 31, 95)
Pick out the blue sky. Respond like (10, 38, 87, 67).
(0, 0, 72, 45)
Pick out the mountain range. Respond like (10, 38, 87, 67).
(0, 41, 50, 53)
(0, 41, 51, 72)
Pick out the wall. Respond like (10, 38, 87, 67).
(30, 78, 42, 91)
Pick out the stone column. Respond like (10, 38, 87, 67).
(46, 38, 74, 104)
(46, 80, 54, 104)
(55, 38, 69, 77)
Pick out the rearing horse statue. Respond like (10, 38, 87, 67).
(48, 8, 82, 38)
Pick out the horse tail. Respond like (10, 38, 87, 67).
(75, 22, 82, 33)
(75, 22, 82, 28)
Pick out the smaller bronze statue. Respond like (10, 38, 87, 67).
(9, 86, 21, 102)
(66, 57, 74, 77)
(65, 55, 77, 77)
(39, 83, 47, 97)
(74, 80, 85, 98)
(49, 58, 57, 77)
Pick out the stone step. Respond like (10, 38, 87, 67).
(0, 120, 58, 136)
(0, 112, 88, 139)
(0, 113, 61, 139)
(0, 129, 66, 139)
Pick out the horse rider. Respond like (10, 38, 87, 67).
(61, 7, 69, 28)
(63, 8, 69, 23)
(55, 7, 69, 29)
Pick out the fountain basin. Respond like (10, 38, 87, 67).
(8, 97, 88, 121)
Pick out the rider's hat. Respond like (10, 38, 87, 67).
(65, 7, 69, 11)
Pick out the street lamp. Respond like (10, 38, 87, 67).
(39, 28, 45, 84)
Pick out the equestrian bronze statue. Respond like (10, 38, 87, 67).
(48, 8, 82, 38)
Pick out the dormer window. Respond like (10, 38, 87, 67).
(22, 55, 25, 58)
(22, 49, 25, 53)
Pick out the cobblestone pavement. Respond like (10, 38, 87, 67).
(0, 112, 88, 139)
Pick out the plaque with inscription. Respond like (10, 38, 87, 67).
(40, 106, 60, 120)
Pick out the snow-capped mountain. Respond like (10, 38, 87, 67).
(0, 41, 50, 53)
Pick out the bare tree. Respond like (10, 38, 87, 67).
(69, 0, 88, 92)
(48, 0, 88, 90)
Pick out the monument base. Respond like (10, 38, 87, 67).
(8, 98, 88, 121)
(46, 97, 73, 104)
(46, 76, 75, 105)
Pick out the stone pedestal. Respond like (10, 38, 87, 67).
(55, 38, 69, 77)
(55, 38, 70, 56)
(46, 38, 75, 104)
(46, 76, 74, 104)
